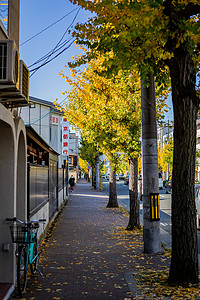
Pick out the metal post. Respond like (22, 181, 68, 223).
(27, 162, 30, 221)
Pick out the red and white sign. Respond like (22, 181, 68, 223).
(62, 117, 69, 156)
(51, 115, 59, 125)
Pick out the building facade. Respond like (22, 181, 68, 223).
(20, 96, 80, 180)
(20, 96, 67, 167)
(0, 0, 29, 291)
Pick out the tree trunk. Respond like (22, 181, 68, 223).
(127, 157, 140, 230)
(168, 45, 199, 285)
(92, 167, 96, 188)
(96, 153, 100, 190)
(107, 167, 118, 207)
(141, 73, 161, 254)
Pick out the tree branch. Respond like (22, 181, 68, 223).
(181, 3, 200, 19)
(164, 0, 200, 19)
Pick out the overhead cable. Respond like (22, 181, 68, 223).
(30, 96, 67, 125)
(20, 7, 79, 47)
(29, 39, 75, 77)
(29, 8, 80, 77)
(28, 37, 73, 68)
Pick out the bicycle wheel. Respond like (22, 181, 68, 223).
(30, 238, 38, 274)
(17, 246, 28, 295)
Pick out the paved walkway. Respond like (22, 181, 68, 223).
(10, 179, 170, 300)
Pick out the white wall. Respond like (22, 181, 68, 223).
(0, 105, 27, 284)
(20, 104, 63, 154)
(31, 202, 49, 240)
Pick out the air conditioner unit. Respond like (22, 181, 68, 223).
(0, 40, 19, 88)
(19, 60, 29, 102)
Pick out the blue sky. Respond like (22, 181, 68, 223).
(19, 0, 173, 122)
(20, 0, 92, 104)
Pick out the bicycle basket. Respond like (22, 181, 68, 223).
(10, 224, 34, 244)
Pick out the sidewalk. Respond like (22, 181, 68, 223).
(117, 194, 172, 250)
(9, 179, 179, 299)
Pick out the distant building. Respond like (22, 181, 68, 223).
(157, 123, 174, 181)
(69, 132, 79, 156)
(68, 125, 80, 181)
(20, 96, 67, 167)
(20, 96, 81, 180)
(157, 122, 173, 151)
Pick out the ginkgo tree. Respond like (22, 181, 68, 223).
(78, 136, 99, 186)
(58, 53, 143, 215)
(58, 51, 169, 230)
(68, 0, 200, 285)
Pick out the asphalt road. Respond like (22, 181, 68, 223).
(102, 179, 200, 255)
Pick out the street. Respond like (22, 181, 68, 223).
(102, 179, 171, 233)
(102, 179, 200, 256)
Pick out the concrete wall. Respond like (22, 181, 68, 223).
(58, 187, 66, 208)
(31, 188, 66, 241)
(31, 202, 49, 240)
(9, 0, 20, 48)
(0, 104, 27, 284)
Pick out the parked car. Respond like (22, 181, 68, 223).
(106, 174, 109, 180)
(124, 175, 129, 185)
(158, 172, 163, 189)
(116, 174, 119, 181)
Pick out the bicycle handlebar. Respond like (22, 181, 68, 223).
(6, 217, 17, 222)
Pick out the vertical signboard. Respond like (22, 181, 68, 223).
(51, 115, 59, 125)
(62, 117, 69, 156)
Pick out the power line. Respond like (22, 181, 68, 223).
(29, 96, 67, 125)
(29, 40, 75, 76)
(20, 7, 79, 47)
(28, 37, 73, 68)
(29, 8, 80, 77)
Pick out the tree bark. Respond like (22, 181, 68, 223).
(92, 166, 96, 188)
(167, 44, 199, 285)
(141, 72, 161, 254)
(107, 167, 118, 207)
(96, 153, 100, 190)
(127, 157, 140, 230)
(92, 167, 93, 186)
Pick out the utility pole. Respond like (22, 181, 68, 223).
(141, 72, 161, 254)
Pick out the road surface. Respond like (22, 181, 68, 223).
(102, 179, 200, 256)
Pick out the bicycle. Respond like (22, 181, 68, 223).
(6, 217, 46, 295)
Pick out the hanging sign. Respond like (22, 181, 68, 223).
(51, 115, 59, 125)
(62, 117, 69, 156)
